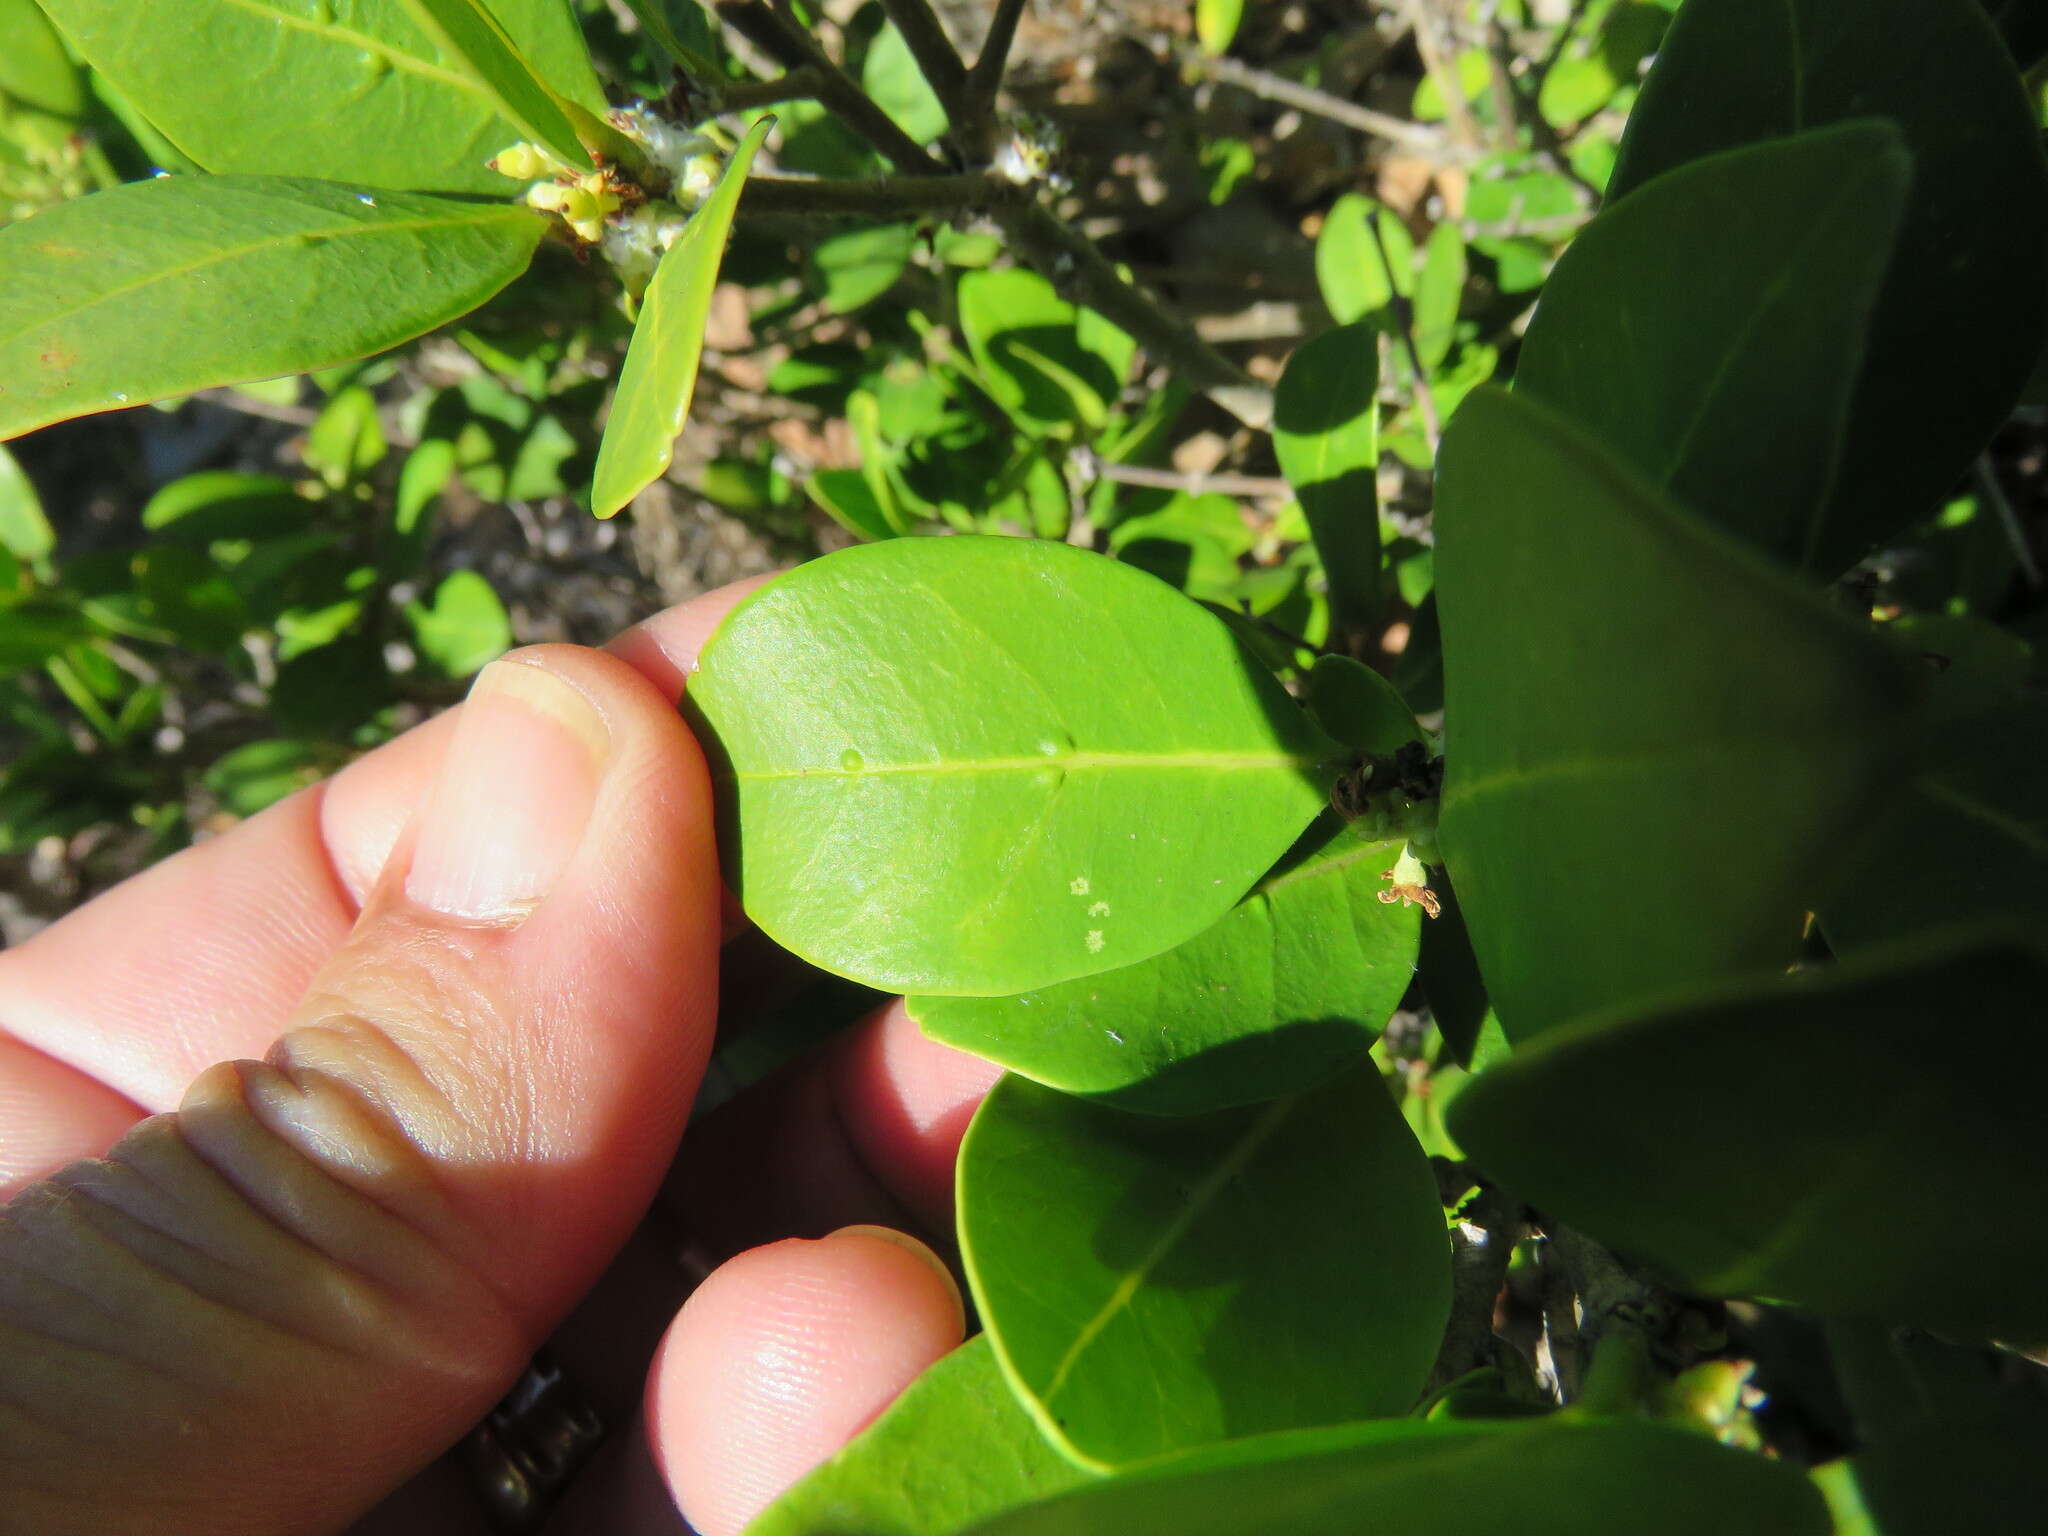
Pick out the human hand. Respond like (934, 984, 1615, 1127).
(0, 580, 1001, 1535)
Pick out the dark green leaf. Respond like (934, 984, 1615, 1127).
(141, 471, 305, 542)
(687, 536, 1340, 996)
(1608, 0, 2048, 573)
(805, 467, 906, 540)
(1301, 654, 1422, 757)
(37, 0, 605, 193)
(958, 270, 1135, 437)
(1516, 123, 1909, 569)
(0, 176, 544, 440)
(959, 1064, 1448, 1468)
(392, 0, 592, 171)
(961, 1404, 1826, 1535)
(914, 816, 1421, 1113)
(1449, 932, 2048, 1340)
(591, 118, 769, 517)
(1274, 325, 1381, 640)
(812, 221, 917, 313)
(406, 569, 511, 677)
(1434, 387, 1920, 1040)
(742, 1337, 1090, 1536)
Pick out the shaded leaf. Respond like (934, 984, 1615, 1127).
(0, 442, 53, 563)
(1608, 0, 2048, 573)
(406, 568, 511, 677)
(1302, 654, 1422, 757)
(958, 269, 1135, 437)
(959, 1064, 1448, 1467)
(742, 1337, 1090, 1536)
(1515, 123, 1909, 568)
(0, 176, 544, 440)
(1274, 325, 1380, 639)
(1434, 387, 1920, 1040)
(686, 536, 1339, 997)
(1449, 932, 2048, 1340)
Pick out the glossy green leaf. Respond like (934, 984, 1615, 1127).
(962, 1416, 1828, 1536)
(1450, 932, 2048, 1340)
(1314, 193, 1412, 325)
(958, 270, 1136, 437)
(0, 176, 544, 440)
(1818, 695, 2048, 952)
(1515, 123, 1909, 568)
(686, 536, 1339, 997)
(1608, 0, 2048, 573)
(0, 0, 87, 120)
(406, 568, 511, 677)
(959, 1064, 1448, 1468)
(914, 817, 1420, 1114)
(1195, 0, 1246, 55)
(1434, 387, 1920, 1040)
(392, 0, 591, 170)
(1274, 324, 1380, 639)
(743, 1337, 1090, 1536)
(36, 0, 604, 193)
(863, 21, 949, 145)
(591, 118, 770, 518)
(0, 443, 54, 563)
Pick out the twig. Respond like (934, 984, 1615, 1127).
(1367, 223, 1441, 454)
(1082, 457, 1291, 499)
(1185, 49, 1458, 155)
(998, 203, 1265, 422)
(961, 0, 1030, 125)
(713, 1, 947, 173)
(715, 67, 830, 112)
(1974, 454, 2044, 589)
(877, 0, 968, 113)
(1428, 1183, 1524, 1395)
(1481, 15, 1604, 203)
(1402, 0, 1481, 148)
(740, 170, 1035, 216)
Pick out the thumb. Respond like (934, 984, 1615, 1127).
(0, 646, 721, 1536)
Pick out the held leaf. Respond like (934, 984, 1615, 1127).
(911, 817, 1420, 1115)
(0, 176, 544, 440)
(687, 536, 1339, 997)
(590, 118, 770, 517)
(959, 1065, 1448, 1468)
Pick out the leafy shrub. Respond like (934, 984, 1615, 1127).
(5, 0, 2048, 1531)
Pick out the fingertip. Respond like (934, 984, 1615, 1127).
(647, 1227, 967, 1536)
(607, 574, 777, 704)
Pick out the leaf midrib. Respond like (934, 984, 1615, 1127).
(1039, 1094, 1298, 1409)
(216, 0, 480, 94)
(732, 748, 1337, 783)
(2, 202, 526, 352)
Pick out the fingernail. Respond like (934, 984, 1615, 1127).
(406, 659, 610, 922)
(829, 1225, 965, 1325)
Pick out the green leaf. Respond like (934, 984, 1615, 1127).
(0, 443, 54, 564)
(391, 0, 591, 171)
(1314, 193, 1412, 324)
(863, 21, 949, 145)
(1301, 655, 1422, 757)
(959, 1064, 1448, 1468)
(303, 385, 389, 490)
(957, 270, 1136, 438)
(812, 221, 917, 313)
(591, 118, 770, 518)
(141, 471, 306, 542)
(0, 0, 87, 120)
(1608, 0, 2048, 574)
(406, 568, 511, 677)
(686, 536, 1340, 997)
(204, 738, 327, 816)
(742, 1337, 1091, 1536)
(1827, 1399, 2048, 1536)
(914, 817, 1420, 1114)
(1818, 695, 2048, 952)
(1465, 164, 1581, 293)
(1410, 222, 1465, 372)
(1274, 324, 1380, 639)
(1449, 932, 2048, 1341)
(36, 0, 605, 194)
(806, 467, 906, 540)
(0, 176, 544, 440)
(1434, 387, 1920, 1040)
(1195, 0, 1246, 55)
(1515, 123, 1910, 569)
(961, 1416, 1829, 1536)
